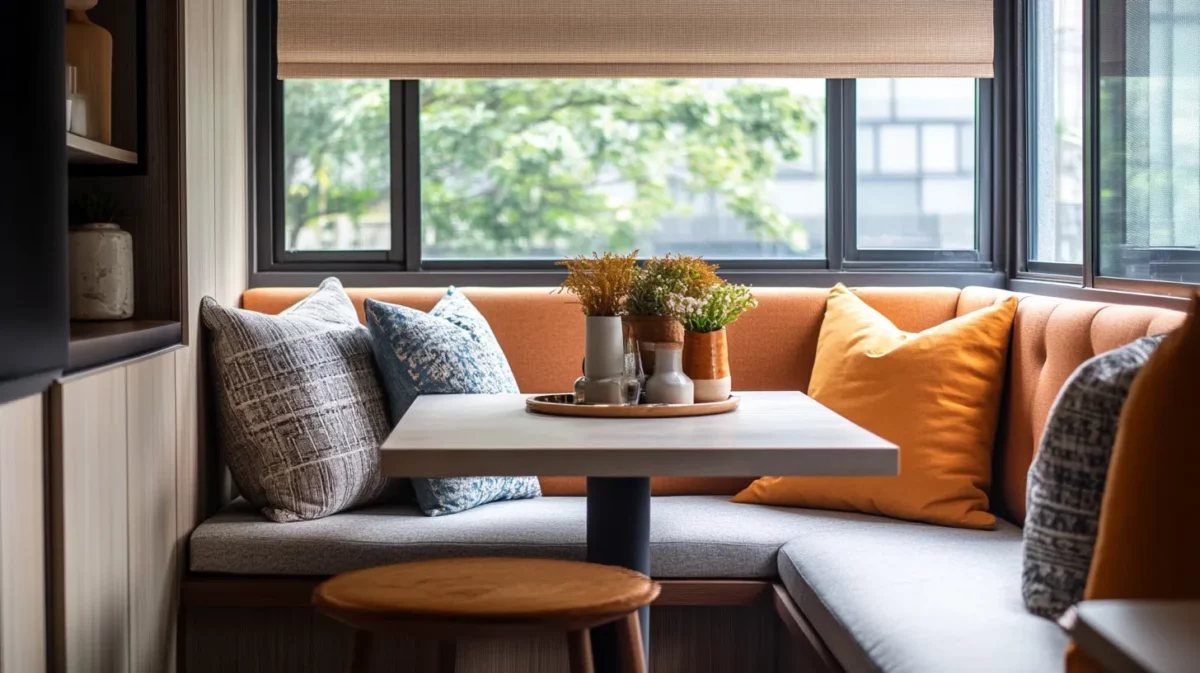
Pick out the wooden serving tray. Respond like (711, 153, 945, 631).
(525, 394, 740, 418)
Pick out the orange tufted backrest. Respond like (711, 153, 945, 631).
(958, 290, 1185, 524)
(240, 285, 960, 496)
(239, 285, 1185, 515)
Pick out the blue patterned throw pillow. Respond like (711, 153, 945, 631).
(1022, 333, 1165, 619)
(364, 288, 541, 516)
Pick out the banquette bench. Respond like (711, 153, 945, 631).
(183, 286, 1184, 673)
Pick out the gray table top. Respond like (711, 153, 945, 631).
(380, 391, 898, 478)
(1070, 600, 1200, 673)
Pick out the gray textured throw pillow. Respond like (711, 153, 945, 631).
(201, 278, 391, 522)
(1022, 333, 1165, 619)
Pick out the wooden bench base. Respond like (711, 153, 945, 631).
(181, 575, 840, 673)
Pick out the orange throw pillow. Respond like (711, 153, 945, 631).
(1066, 296, 1200, 672)
(733, 284, 1017, 529)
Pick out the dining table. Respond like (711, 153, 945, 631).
(380, 390, 898, 673)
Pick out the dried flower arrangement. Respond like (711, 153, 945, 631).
(675, 283, 759, 333)
(556, 251, 640, 316)
(626, 254, 722, 318)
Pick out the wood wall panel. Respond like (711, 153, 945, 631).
(125, 354, 178, 673)
(177, 0, 248, 533)
(213, 0, 249, 310)
(176, 0, 217, 544)
(0, 394, 47, 673)
(52, 369, 130, 673)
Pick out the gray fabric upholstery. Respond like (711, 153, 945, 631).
(778, 513, 1068, 673)
(191, 495, 862, 578)
(201, 277, 391, 522)
(1023, 334, 1164, 619)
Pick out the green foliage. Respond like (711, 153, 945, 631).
(284, 79, 818, 254)
(69, 191, 124, 226)
(627, 254, 721, 317)
(674, 284, 758, 333)
(282, 80, 390, 246)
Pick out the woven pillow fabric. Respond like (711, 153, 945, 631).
(201, 277, 391, 522)
(1022, 334, 1165, 620)
(365, 287, 540, 516)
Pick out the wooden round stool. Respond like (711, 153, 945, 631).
(313, 557, 660, 673)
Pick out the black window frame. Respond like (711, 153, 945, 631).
(1021, 0, 1086, 280)
(1020, 0, 1200, 298)
(250, 0, 1003, 288)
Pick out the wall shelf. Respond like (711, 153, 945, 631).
(68, 320, 181, 373)
(67, 133, 138, 165)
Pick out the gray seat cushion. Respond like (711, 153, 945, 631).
(778, 512, 1068, 673)
(191, 495, 859, 578)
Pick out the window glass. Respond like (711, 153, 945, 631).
(1031, 0, 1085, 265)
(856, 79, 977, 250)
(282, 80, 391, 252)
(419, 79, 826, 260)
(1098, 0, 1200, 283)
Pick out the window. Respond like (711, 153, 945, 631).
(257, 10, 990, 276)
(420, 79, 827, 261)
(282, 80, 391, 252)
(1097, 0, 1200, 284)
(855, 79, 978, 251)
(1029, 0, 1085, 266)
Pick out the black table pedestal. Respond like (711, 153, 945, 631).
(586, 476, 651, 672)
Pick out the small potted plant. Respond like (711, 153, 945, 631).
(626, 255, 721, 375)
(557, 251, 640, 405)
(676, 284, 758, 402)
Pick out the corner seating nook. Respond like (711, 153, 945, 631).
(183, 286, 1185, 673)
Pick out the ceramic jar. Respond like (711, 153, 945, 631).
(69, 223, 133, 320)
(683, 328, 732, 403)
(645, 343, 694, 405)
(575, 316, 639, 405)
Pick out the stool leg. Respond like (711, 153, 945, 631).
(436, 640, 457, 673)
(567, 629, 595, 673)
(346, 630, 372, 673)
(617, 613, 647, 673)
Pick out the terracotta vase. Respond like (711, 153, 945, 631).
(623, 315, 684, 376)
(682, 328, 732, 403)
(65, 0, 112, 144)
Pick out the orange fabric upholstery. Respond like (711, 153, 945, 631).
(1064, 298, 1200, 673)
(240, 285, 1185, 508)
(992, 294, 1185, 523)
(539, 476, 759, 497)
(242, 285, 963, 496)
(244, 287, 585, 394)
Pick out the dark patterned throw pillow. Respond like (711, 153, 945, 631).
(1022, 333, 1166, 619)
(201, 278, 391, 522)
(365, 288, 541, 517)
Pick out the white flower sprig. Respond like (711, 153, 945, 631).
(674, 284, 758, 333)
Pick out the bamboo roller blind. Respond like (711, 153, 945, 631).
(277, 0, 994, 79)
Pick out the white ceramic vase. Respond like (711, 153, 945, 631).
(575, 315, 639, 405)
(70, 222, 133, 320)
(645, 343, 694, 405)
